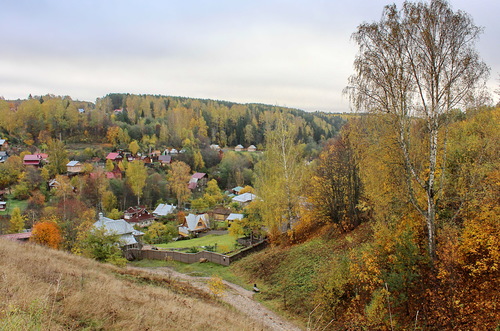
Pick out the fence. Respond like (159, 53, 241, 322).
(127, 240, 267, 266)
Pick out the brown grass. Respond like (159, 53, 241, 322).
(0, 239, 264, 330)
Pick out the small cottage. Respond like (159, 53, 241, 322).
(67, 160, 83, 173)
(232, 193, 257, 207)
(152, 203, 175, 217)
(178, 213, 210, 237)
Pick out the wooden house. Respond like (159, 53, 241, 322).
(178, 213, 210, 237)
(66, 160, 83, 173)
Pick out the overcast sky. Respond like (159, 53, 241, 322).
(1, 0, 499, 112)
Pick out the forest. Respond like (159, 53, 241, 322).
(0, 0, 499, 329)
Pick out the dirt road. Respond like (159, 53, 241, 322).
(129, 266, 302, 331)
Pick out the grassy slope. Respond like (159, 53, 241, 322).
(0, 239, 262, 331)
(231, 223, 373, 327)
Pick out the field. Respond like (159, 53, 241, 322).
(156, 233, 239, 253)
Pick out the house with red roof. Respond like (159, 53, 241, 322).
(23, 154, 43, 167)
(0, 231, 32, 242)
(123, 206, 156, 228)
(106, 152, 123, 162)
(188, 172, 208, 191)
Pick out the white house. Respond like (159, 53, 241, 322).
(153, 203, 176, 217)
(226, 213, 244, 227)
(93, 213, 144, 249)
(232, 193, 256, 207)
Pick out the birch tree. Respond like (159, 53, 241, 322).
(347, 0, 489, 259)
(255, 114, 305, 239)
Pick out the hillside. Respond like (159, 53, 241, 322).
(0, 239, 261, 330)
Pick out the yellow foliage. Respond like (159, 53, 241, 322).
(207, 275, 225, 298)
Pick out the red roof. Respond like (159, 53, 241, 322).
(192, 172, 206, 179)
(23, 154, 41, 165)
(0, 231, 32, 241)
(188, 182, 197, 190)
(106, 152, 121, 160)
(24, 154, 41, 161)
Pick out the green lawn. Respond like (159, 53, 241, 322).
(156, 233, 239, 253)
(0, 198, 28, 216)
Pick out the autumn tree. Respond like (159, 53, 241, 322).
(129, 140, 140, 155)
(167, 161, 191, 208)
(30, 219, 62, 249)
(306, 127, 362, 231)
(347, 0, 489, 258)
(126, 160, 148, 205)
(46, 139, 69, 177)
(143, 222, 177, 244)
(255, 115, 305, 240)
(8, 207, 26, 234)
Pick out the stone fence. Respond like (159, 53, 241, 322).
(127, 240, 267, 266)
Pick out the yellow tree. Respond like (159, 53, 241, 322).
(167, 161, 191, 208)
(126, 160, 148, 206)
(255, 115, 305, 240)
(129, 140, 140, 155)
(8, 207, 26, 234)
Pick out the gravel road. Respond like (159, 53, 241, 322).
(129, 266, 302, 331)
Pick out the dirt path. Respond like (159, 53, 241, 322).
(129, 266, 302, 331)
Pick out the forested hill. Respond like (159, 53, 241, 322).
(0, 93, 346, 147)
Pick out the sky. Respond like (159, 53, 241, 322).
(1, 0, 499, 113)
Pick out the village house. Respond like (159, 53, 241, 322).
(234, 144, 244, 152)
(23, 154, 44, 167)
(0, 201, 6, 211)
(106, 152, 123, 162)
(188, 172, 208, 191)
(247, 145, 257, 152)
(178, 213, 210, 237)
(210, 206, 231, 221)
(158, 154, 171, 166)
(66, 160, 83, 174)
(0, 231, 32, 242)
(123, 206, 156, 228)
(94, 213, 143, 250)
(152, 203, 176, 217)
(231, 186, 244, 195)
(232, 193, 257, 207)
(0, 139, 8, 150)
(0, 151, 8, 163)
(227, 213, 244, 227)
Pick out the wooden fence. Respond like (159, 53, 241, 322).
(127, 240, 267, 266)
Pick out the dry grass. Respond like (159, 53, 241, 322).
(0, 239, 264, 330)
